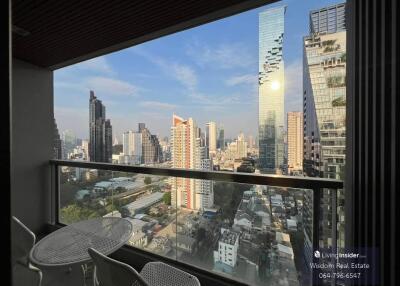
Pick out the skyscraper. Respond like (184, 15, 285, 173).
(258, 6, 286, 174)
(62, 129, 76, 157)
(170, 115, 197, 209)
(236, 132, 248, 159)
(138, 123, 162, 164)
(287, 112, 303, 173)
(206, 121, 217, 157)
(303, 2, 346, 270)
(195, 139, 214, 209)
(89, 90, 113, 163)
(170, 115, 214, 210)
(217, 125, 225, 151)
(122, 130, 142, 165)
(309, 3, 346, 34)
(53, 118, 62, 159)
(104, 119, 113, 163)
(81, 139, 89, 161)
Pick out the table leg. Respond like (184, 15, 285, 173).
(39, 264, 85, 286)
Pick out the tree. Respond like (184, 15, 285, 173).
(197, 227, 206, 242)
(60, 204, 100, 224)
(163, 192, 171, 205)
(144, 176, 152, 185)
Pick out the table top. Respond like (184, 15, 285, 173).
(30, 217, 133, 267)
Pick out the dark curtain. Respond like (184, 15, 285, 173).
(346, 0, 399, 285)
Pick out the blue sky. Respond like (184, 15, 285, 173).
(54, 0, 344, 141)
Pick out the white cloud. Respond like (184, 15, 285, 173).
(187, 92, 249, 109)
(225, 74, 256, 86)
(132, 48, 198, 91)
(171, 64, 197, 90)
(78, 56, 114, 75)
(139, 101, 178, 110)
(285, 59, 303, 113)
(187, 41, 256, 69)
(85, 77, 137, 97)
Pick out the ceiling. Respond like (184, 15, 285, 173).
(12, 0, 271, 70)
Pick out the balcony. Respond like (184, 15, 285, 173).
(48, 159, 343, 286)
(6, 0, 399, 285)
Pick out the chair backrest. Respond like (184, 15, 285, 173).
(88, 248, 149, 286)
(140, 262, 201, 286)
(11, 216, 36, 266)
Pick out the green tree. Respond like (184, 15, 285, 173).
(163, 192, 171, 205)
(144, 177, 152, 185)
(60, 204, 100, 224)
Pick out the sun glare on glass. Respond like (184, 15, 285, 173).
(271, 80, 280, 90)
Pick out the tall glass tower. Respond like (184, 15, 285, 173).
(303, 3, 347, 278)
(258, 6, 286, 174)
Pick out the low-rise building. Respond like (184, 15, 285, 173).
(213, 228, 239, 271)
(176, 234, 196, 254)
(120, 192, 164, 217)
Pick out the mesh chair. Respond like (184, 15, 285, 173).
(88, 247, 149, 286)
(140, 262, 200, 286)
(12, 216, 36, 266)
(11, 216, 42, 286)
(12, 216, 84, 286)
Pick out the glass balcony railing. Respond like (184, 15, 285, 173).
(50, 159, 343, 286)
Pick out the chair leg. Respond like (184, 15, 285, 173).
(40, 264, 85, 286)
(92, 265, 98, 286)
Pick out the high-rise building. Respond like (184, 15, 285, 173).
(236, 132, 248, 159)
(217, 125, 225, 150)
(170, 115, 197, 209)
(159, 137, 171, 162)
(81, 140, 89, 161)
(258, 6, 286, 174)
(309, 3, 346, 34)
(225, 133, 248, 161)
(122, 131, 142, 165)
(303, 2, 346, 270)
(170, 115, 214, 210)
(53, 118, 62, 159)
(287, 112, 303, 173)
(62, 129, 76, 157)
(247, 135, 254, 150)
(105, 119, 113, 163)
(89, 90, 112, 163)
(206, 121, 217, 157)
(137, 123, 162, 165)
(195, 139, 214, 209)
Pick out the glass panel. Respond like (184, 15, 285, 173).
(59, 167, 177, 260)
(59, 166, 340, 285)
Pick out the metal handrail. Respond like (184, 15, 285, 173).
(50, 159, 343, 190)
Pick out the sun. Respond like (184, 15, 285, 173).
(271, 80, 280, 90)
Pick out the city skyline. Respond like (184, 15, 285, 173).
(54, 0, 342, 141)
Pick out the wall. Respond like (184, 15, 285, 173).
(11, 59, 53, 233)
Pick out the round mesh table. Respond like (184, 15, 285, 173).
(30, 217, 133, 267)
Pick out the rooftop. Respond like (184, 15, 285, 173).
(277, 244, 294, 259)
(121, 192, 164, 212)
(220, 229, 239, 245)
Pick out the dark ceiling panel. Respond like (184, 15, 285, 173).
(12, 0, 271, 69)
